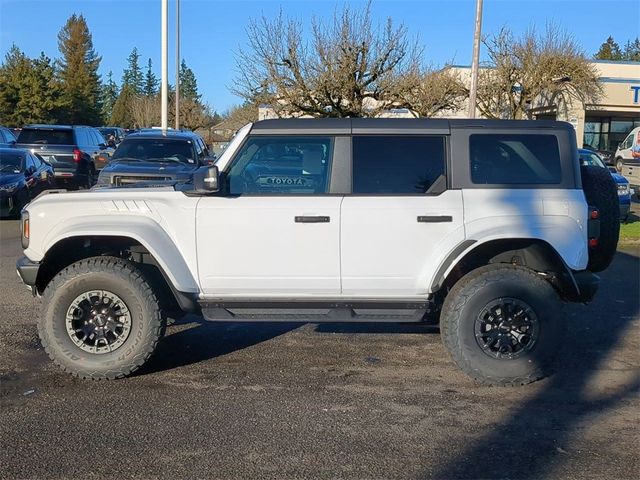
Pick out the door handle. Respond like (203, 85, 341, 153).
(295, 216, 330, 223)
(417, 215, 452, 223)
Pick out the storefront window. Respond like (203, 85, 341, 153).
(584, 116, 640, 152)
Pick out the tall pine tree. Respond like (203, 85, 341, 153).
(57, 14, 102, 125)
(143, 58, 159, 96)
(594, 36, 623, 60)
(179, 59, 200, 101)
(622, 38, 640, 61)
(122, 47, 144, 95)
(101, 71, 119, 124)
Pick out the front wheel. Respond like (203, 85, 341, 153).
(616, 158, 623, 172)
(38, 256, 165, 380)
(440, 264, 563, 386)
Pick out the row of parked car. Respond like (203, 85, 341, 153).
(0, 124, 215, 217)
(0, 122, 636, 220)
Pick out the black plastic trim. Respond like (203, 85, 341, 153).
(16, 256, 39, 287)
(431, 240, 477, 291)
(418, 215, 452, 223)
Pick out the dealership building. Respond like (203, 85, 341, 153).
(531, 60, 640, 152)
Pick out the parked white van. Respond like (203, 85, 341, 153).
(615, 126, 640, 195)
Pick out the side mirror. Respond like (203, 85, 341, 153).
(193, 165, 220, 193)
(204, 156, 217, 166)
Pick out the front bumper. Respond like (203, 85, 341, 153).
(16, 256, 40, 289)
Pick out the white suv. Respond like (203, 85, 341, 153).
(16, 119, 619, 385)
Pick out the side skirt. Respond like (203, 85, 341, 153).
(198, 299, 432, 322)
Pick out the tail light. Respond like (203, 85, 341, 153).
(589, 238, 599, 248)
(589, 208, 599, 220)
(73, 148, 82, 163)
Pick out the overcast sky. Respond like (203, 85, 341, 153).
(1, 0, 639, 113)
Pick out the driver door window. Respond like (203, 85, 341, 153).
(226, 136, 333, 194)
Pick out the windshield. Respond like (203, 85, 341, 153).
(112, 138, 197, 164)
(579, 151, 606, 169)
(0, 152, 24, 172)
(99, 128, 116, 137)
(17, 128, 74, 145)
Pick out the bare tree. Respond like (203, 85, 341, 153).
(232, 1, 420, 118)
(130, 95, 159, 128)
(392, 66, 467, 117)
(474, 25, 602, 119)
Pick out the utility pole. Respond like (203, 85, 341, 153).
(468, 0, 483, 119)
(161, 0, 168, 131)
(175, 0, 180, 130)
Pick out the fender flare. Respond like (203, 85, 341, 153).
(40, 215, 199, 293)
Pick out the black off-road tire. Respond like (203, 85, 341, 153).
(38, 256, 165, 380)
(580, 165, 619, 272)
(441, 264, 563, 387)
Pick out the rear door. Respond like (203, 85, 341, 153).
(196, 134, 343, 296)
(340, 135, 465, 296)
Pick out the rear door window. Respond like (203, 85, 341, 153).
(352, 136, 446, 194)
(469, 134, 561, 185)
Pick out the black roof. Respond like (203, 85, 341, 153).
(23, 124, 88, 130)
(250, 118, 573, 135)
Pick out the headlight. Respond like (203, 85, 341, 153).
(0, 182, 20, 192)
(617, 184, 630, 196)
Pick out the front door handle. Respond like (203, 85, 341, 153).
(417, 215, 452, 223)
(295, 216, 330, 223)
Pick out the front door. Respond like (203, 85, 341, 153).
(196, 134, 342, 296)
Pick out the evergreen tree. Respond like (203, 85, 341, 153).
(0, 45, 31, 125)
(122, 47, 144, 95)
(179, 59, 200, 101)
(57, 13, 102, 125)
(0, 46, 62, 126)
(622, 38, 640, 61)
(110, 84, 135, 128)
(143, 58, 159, 96)
(17, 53, 63, 124)
(594, 36, 623, 60)
(101, 71, 119, 124)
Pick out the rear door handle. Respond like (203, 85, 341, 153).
(295, 216, 330, 223)
(417, 215, 452, 223)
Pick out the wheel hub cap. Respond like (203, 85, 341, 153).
(65, 290, 132, 354)
(474, 297, 539, 360)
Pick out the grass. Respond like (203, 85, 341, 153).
(620, 212, 640, 244)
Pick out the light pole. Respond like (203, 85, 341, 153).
(175, 0, 180, 130)
(468, 0, 483, 119)
(161, 0, 168, 131)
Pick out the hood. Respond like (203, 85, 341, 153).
(103, 160, 196, 176)
(610, 171, 629, 185)
(0, 172, 24, 186)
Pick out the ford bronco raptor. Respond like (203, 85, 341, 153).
(16, 119, 619, 385)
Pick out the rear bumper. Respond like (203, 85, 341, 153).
(620, 203, 630, 219)
(16, 256, 39, 288)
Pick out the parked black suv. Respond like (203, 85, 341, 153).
(16, 125, 110, 189)
(96, 130, 214, 186)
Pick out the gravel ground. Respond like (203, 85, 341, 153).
(1, 218, 638, 479)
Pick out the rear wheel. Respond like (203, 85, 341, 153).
(615, 158, 623, 172)
(441, 264, 562, 386)
(38, 256, 165, 380)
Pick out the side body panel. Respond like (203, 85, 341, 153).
(340, 192, 465, 296)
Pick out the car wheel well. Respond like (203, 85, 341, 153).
(439, 239, 569, 295)
(35, 236, 188, 312)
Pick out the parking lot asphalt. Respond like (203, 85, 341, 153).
(1, 218, 638, 480)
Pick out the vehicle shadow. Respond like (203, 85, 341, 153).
(135, 314, 304, 376)
(425, 249, 640, 480)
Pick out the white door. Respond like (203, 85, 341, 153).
(196, 134, 341, 296)
(340, 135, 465, 296)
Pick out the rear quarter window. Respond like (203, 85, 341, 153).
(470, 134, 561, 185)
